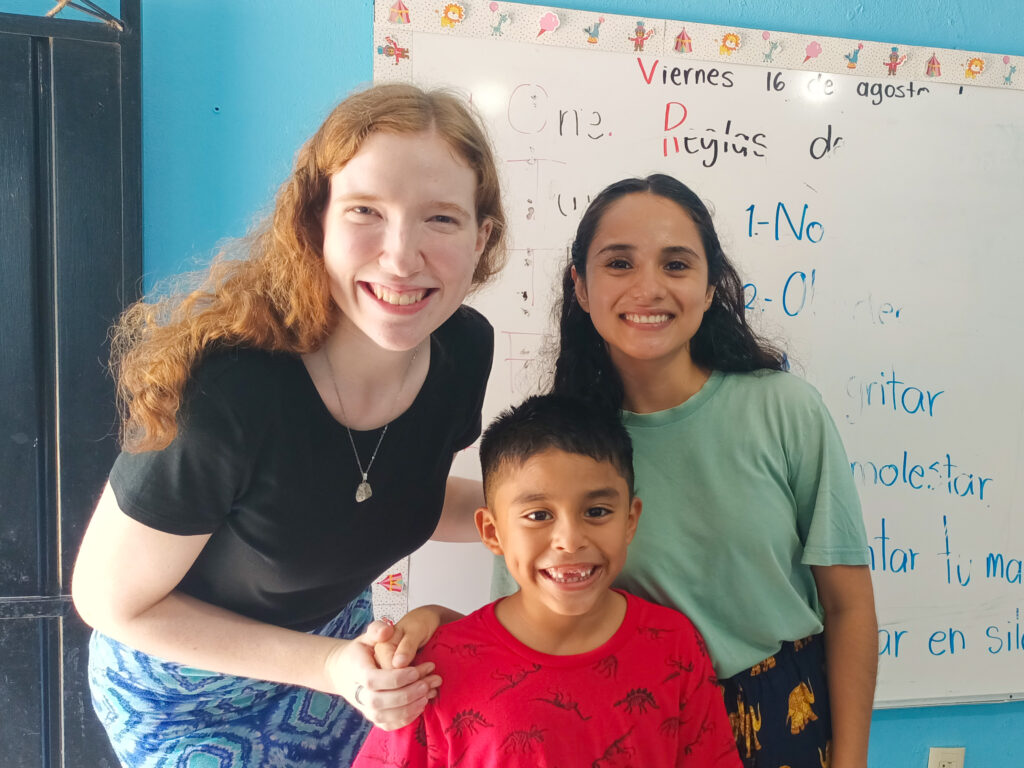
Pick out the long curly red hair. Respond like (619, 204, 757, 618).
(113, 84, 507, 452)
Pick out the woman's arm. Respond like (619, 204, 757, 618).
(381, 472, 481, 664)
(811, 564, 878, 768)
(73, 483, 440, 730)
(430, 474, 485, 542)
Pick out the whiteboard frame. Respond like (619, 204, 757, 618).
(373, 0, 1024, 709)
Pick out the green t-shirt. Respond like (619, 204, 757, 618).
(491, 369, 869, 679)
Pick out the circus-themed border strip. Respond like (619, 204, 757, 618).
(373, 0, 1022, 92)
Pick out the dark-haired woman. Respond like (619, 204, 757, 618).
(525, 174, 875, 767)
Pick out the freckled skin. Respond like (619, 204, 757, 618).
(320, 130, 492, 353)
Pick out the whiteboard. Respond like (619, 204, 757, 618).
(374, 1, 1024, 707)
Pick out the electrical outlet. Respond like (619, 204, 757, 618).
(927, 746, 965, 768)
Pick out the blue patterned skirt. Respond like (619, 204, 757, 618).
(88, 589, 373, 768)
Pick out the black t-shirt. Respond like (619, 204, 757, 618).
(109, 306, 493, 630)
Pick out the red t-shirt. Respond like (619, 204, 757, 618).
(353, 591, 741, 767)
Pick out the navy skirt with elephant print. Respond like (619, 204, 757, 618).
(721, 632, 833, 768)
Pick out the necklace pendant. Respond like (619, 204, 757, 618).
(355, 480, 373, 503)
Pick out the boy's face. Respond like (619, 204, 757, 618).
(476, 448, 641, 621)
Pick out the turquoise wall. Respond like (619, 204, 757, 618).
(5, 0, 1018, 763)
(136, 2, 1024, 765)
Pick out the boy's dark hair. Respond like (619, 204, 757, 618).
(479, 394, 634, 502)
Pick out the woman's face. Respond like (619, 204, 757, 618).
(321, 130, 492, 351)
(573, 192, 714, 370)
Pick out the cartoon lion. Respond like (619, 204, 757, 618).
(440, 3, 465, 28)
(720, 32, 741, 56)
(965, 57, 985, 79)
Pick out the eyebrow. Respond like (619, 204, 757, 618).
(509, 486, 623, 506)
(428, 201, 473, 218)
(330, 192, 472, 218)
(594, 243, 701, 258)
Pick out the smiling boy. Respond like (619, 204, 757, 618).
(353, 395, 740, 767)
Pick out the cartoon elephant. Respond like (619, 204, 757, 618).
(787, 681, 818, 734)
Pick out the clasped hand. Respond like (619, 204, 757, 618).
(324, 607, 443, 730)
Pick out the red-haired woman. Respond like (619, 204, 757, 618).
(72, 84, 506, 767)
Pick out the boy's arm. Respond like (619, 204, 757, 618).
(352, 712, 434, 768)
(676, 627, 743, 768)
(359, 633, 451, 767)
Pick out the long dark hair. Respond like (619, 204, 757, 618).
(553, 174, 785, 412)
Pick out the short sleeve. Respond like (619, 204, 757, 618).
(352, 715, 432, 768)
(675, 621, 743, 767)
(449, 307, 494, 451)
(109, 371, 254, 535)
(784, 382, 870, 566)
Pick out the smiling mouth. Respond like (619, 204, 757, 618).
(622, 312, 672, 324)
(367, 284, 432, 306)
(541, 565, 599, 584)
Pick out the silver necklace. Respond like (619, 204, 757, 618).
(325, 346, 419, 503)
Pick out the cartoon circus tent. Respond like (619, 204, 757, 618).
(377, 572, 406, 593)
(389, 1, 410, 24)
(926, 53, 941, 77)
(674, 28, 692, 53)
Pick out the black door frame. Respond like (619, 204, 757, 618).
(0, 3, 141, 765)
